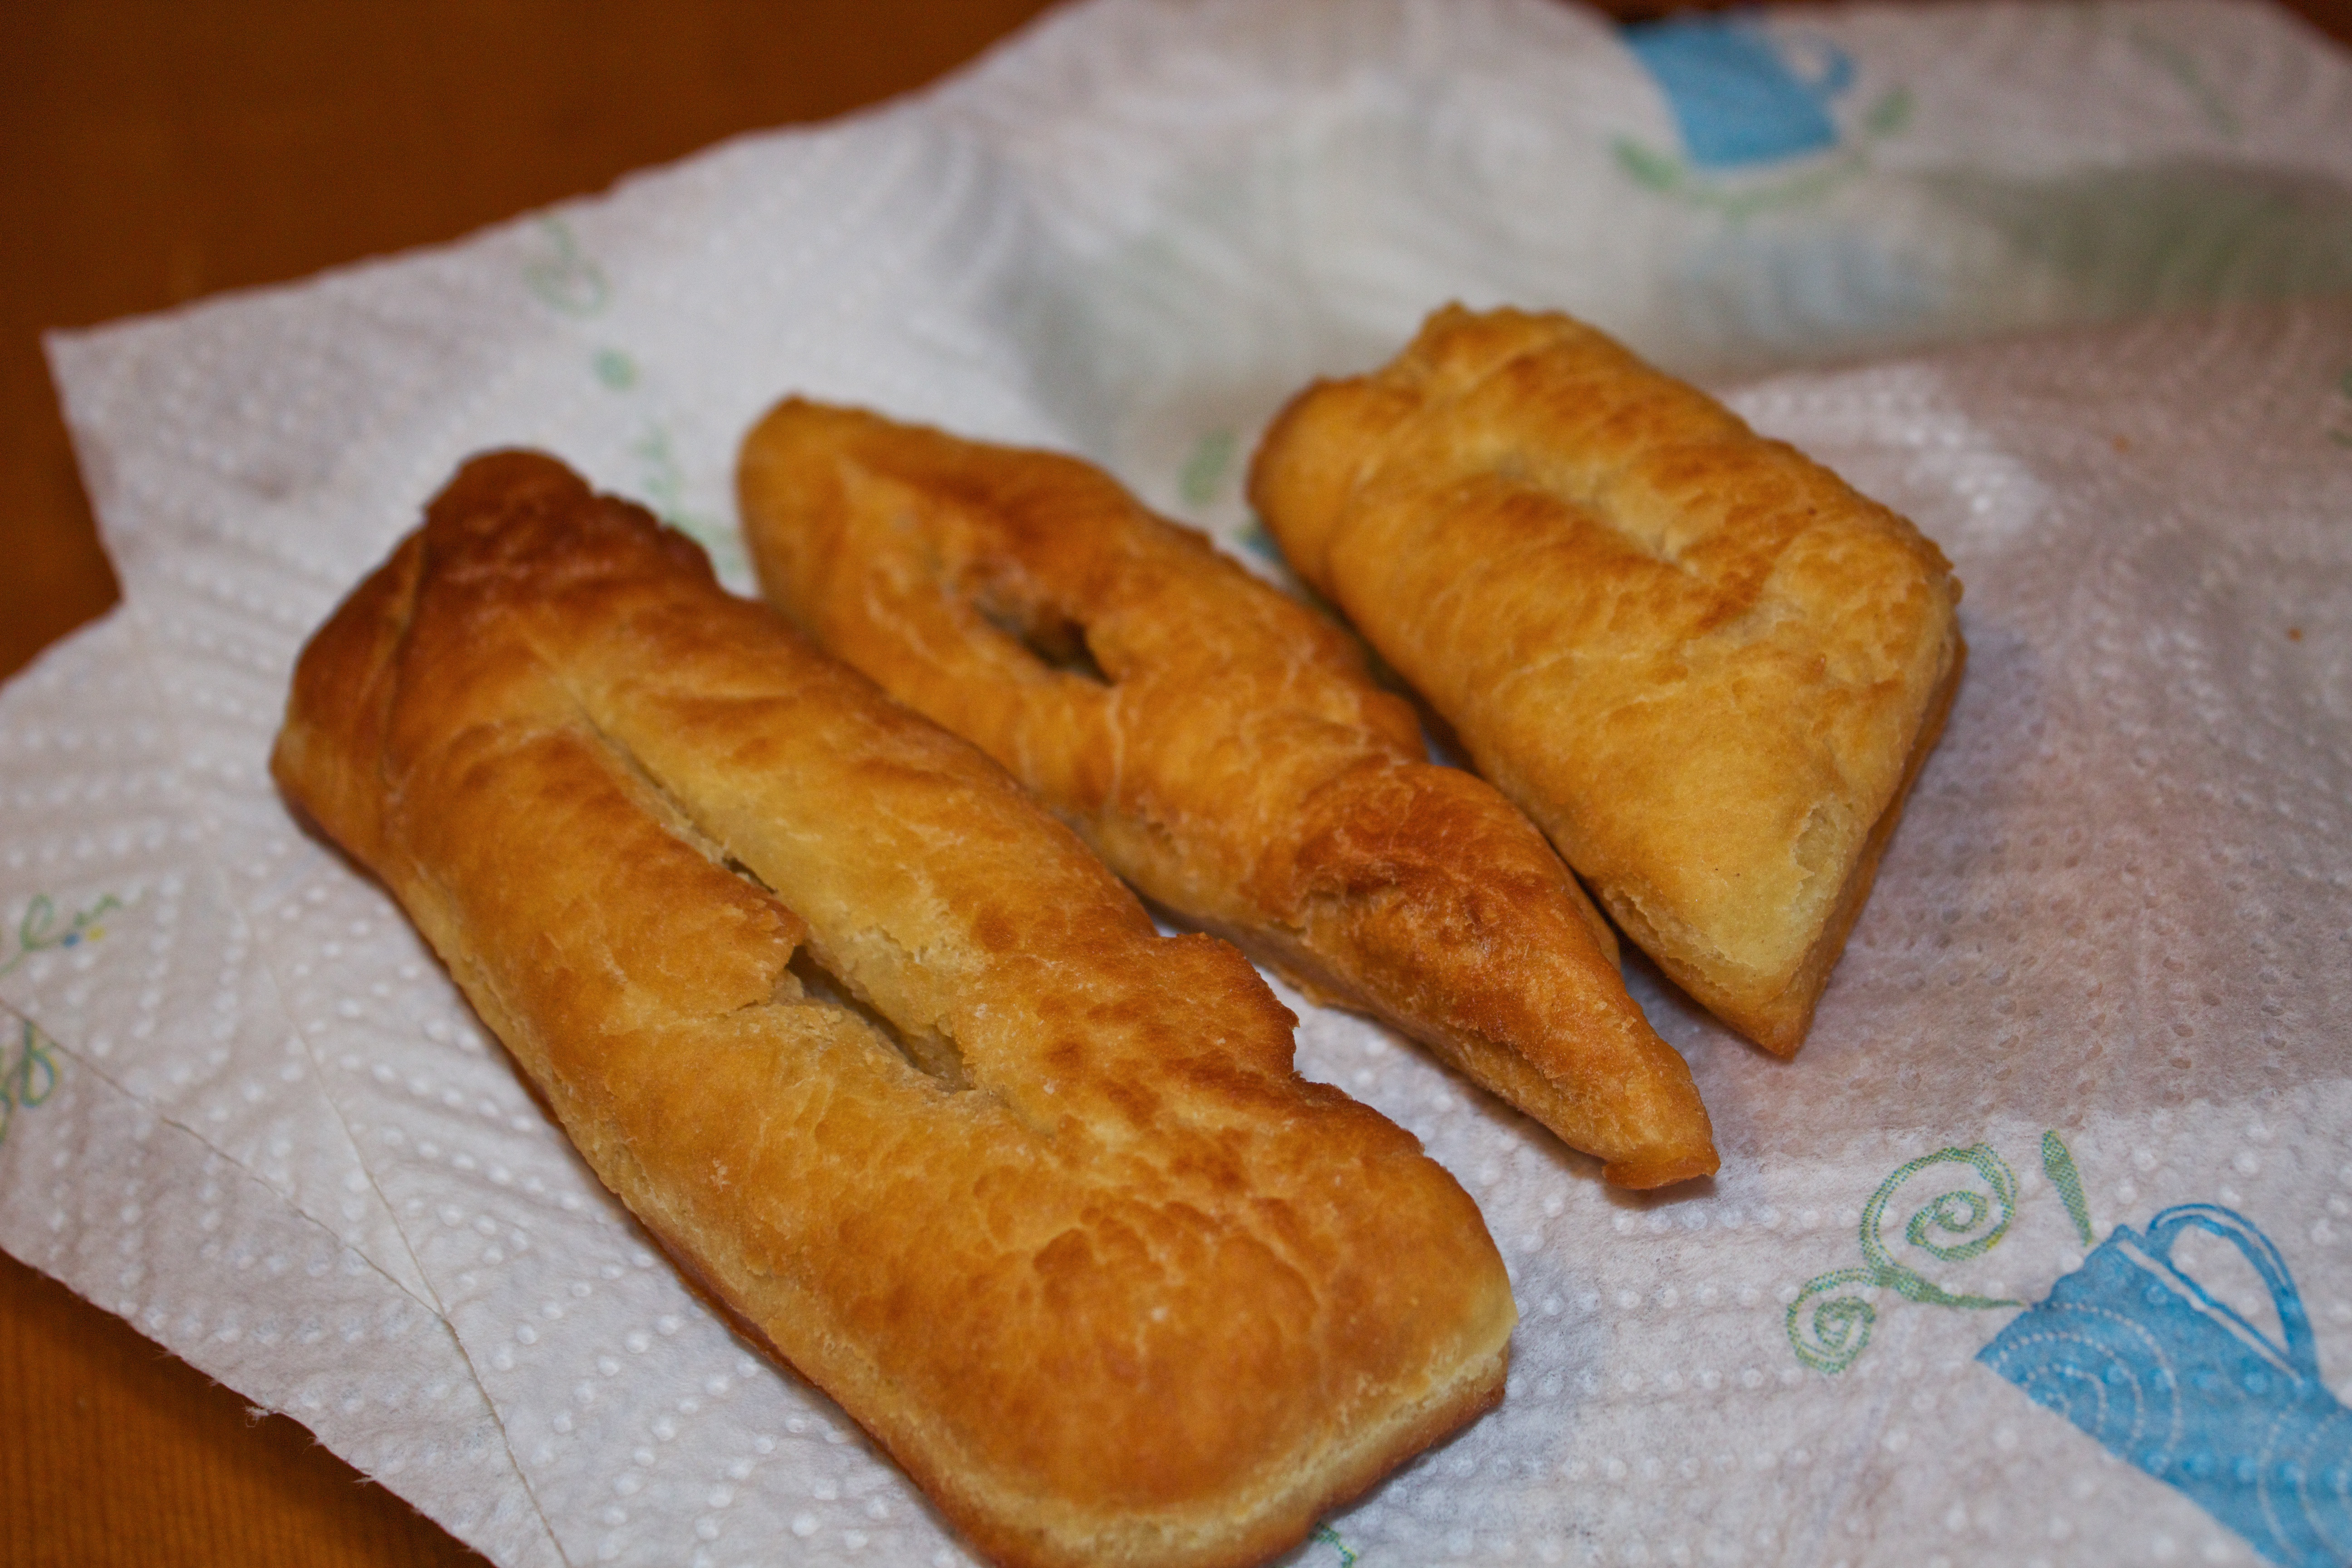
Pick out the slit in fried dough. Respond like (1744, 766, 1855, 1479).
(561, 679, 971, 1089)
(786, 946, 970, 1091)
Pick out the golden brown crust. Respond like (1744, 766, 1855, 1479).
(1248, 306, 1965, 1056)
(737, 400, 1716, 1188)
(270, 451, 1517, 1568)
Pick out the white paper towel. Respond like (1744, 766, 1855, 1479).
(11, 1, 2352, 1563)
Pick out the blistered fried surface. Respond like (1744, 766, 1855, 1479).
(739, 402, 1714, 1186)
(270, 452, 1515, 1568)
(1250, 307, 1964, 1055)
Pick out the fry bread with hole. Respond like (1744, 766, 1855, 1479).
(737, 401, 1715, 1188)
(1249, 306, 1964, 1055)
(269, 452, 1516, 1568)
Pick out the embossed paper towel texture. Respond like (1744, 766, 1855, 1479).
(8, 0, 2352, 1564)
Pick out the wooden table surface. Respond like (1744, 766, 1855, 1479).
(5, 1, 2349, 1563)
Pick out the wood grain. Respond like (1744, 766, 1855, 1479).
(3, 1, 2348, 1564)
(0, 1247, 478, 1567)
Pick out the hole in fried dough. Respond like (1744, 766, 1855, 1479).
(975, 597, 1112, 686)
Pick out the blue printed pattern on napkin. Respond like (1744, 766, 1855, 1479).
(1980, 1206, 2352, 1568)
(1623, 13, 1854, 169)
(1792, 1134, 2352, 1568)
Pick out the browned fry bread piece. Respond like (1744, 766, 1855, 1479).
(270, 451, 1517, 1568)
(1249, 306, 1964, 1057)
(737, 400, 1716, 1189)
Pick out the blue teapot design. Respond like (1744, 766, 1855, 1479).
(1787, 1133, 2352, 1567)
(1980, 1203, 2352, 1568)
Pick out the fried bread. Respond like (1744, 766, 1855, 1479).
(271, 451, 1518, 1568)
(1249, 306, 1964, 1055)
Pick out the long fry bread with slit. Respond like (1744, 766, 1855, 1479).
(269, 451, 1516, 1568)
(1249, 305, 1965, 1055)
(737, 401, 1716, 1188)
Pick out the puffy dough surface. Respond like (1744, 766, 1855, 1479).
(738, 400, 1715, 1188)
(269, 451, 1516, 1568)
(1250, 307, 1964, 1055)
